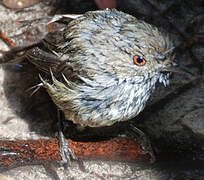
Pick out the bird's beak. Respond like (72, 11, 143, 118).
(163, 62, 194, 75)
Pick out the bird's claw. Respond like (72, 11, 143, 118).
(58, 130, 77, 167)
(129, 124, 156, 163)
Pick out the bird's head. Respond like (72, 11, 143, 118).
(107, 18, 193, 87)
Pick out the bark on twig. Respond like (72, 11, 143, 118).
(0, 137, 152, 172)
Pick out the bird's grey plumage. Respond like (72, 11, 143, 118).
(1, 9, 176, 128)
(35, 9, 175, 128)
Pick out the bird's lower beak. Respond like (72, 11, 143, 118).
(163, 62, 194, 75)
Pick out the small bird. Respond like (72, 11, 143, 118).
(0, 9, 189, 130)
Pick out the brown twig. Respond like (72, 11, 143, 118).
(0, 137, 152, 172)
(0, 29, 16, 48)
(49, 23, 54, 33)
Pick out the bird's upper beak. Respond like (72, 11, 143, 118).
(155, 48, 194, 76)
(162, 61, 194, 75)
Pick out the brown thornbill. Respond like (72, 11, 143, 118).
(0, 9, 192, 162)
(0, 9, 191, 129)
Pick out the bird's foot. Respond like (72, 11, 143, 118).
(129, 124, 155, 163)
(58, 130, 78, 167)
(57, 110, 79, 167)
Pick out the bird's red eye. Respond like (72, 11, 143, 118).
(133, 55, 146, 66)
